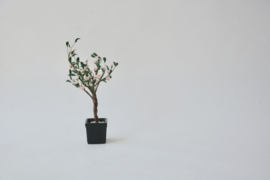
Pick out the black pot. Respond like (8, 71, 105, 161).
(85, 118, 107, 144)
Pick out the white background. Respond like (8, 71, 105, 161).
(0, 0, 270, 179)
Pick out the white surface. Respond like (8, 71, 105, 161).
(0, 0, 270, 179)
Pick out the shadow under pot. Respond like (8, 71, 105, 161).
(85, 118, 107, 144)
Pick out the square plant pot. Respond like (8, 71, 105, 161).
(85, 118, 107, 144)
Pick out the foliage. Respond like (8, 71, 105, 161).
(65, 38, 119, 95)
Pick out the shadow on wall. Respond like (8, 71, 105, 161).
(106, 138, 126, 143)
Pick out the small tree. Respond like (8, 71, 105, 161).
(66, 38, 119, 123)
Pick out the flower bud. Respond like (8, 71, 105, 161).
(94, 67, 98, 71)
(80, 86, 85, 90)
(84, 76, 89, 80)
(94, 74, 101, 80)
(106, 76, 110, 81)
(107, 70, 110, 74)
(75, 81, 79, 84)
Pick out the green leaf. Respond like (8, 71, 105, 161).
(106, 65, 109, 70)
(76, 57, 80, 63)
(113, 62, 119, 67)
(69, 69, 72, 75)
(80, 62, 85, 69)
(93, 53, 97, 56)
(73, 84, 80, 88)
(75, 38, 80, 43)
(101, 78, 107, 83)
(68, 57, 71, 62)
(110, 75, 112, 78)
(91, 54, 95, 58)
(66, 80, 71, 83)
(95, 63, 101, 69)
(103, 57, 106, 62)
(66, 41, 69, 47)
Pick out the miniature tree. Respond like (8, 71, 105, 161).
(66, 38, 119, 123)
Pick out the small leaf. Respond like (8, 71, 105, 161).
(106, 65, 109, 70)
(69, 69, 72, 75)
(76, 57, 80, 63)
(68, 57, 71, 62)
(113, 62, 119, 67)
(91, 54, 95, 58)
(66, 80, 71, 83)
(110, 75, 112, 78)
(93, 53, 97, 56)
(75, 38, 80, 43)
(66, 41, 69, 47)
(80, 62, 85, 69)
(73, 84, 80, 88)
(103, 57, 106, 62)
(95, 63, 101, 69)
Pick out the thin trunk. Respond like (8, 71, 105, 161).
(93, 95, 99, 123)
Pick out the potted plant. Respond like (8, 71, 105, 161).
(65, 38, 119, 144)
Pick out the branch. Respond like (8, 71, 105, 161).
(69, 59, 95, 97)
(87, 68, 94, 79)
(83, 89, 94, 100)
(95, 70, 106, 93)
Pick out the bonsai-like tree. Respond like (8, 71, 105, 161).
(66, 38, 119, 123)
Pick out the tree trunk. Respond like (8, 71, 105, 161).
(93, 95, 99, 123)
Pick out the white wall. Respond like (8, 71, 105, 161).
(0, 0, 270, 179)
